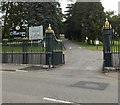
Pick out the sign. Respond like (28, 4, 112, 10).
(95, 40, 99, 45)
(29, 26, 43, 40)
(10, 26, 26, 39)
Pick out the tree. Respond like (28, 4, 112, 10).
(105, 10, 120, 36)
(64, 2, 105, 44)
(1, 2, 63, 38)
(64, 3, 74, 39)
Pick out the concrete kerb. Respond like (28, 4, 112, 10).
(1, 63, 51, 72)
(104, 72, 119, 79)
(1, 69, 16, 72)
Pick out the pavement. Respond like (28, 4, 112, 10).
(1, 39, 119, 103)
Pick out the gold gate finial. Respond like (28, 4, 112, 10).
(103, 18, 112, 29)
(45, 24, 54, 33)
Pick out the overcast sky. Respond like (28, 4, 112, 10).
(60, 0, 120, 15)
(101, 0, 119, 15)
(0, 0, 119, 17)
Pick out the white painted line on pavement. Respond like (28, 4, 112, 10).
(79, 47, 81, 48)
(43, 97, 73, 103)
(16, 70, 28, 72)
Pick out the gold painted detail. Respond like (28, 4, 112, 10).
(3, 39, 8, 41)
(45, 24, 54, 33)
(22, 37, 28, 40)
(103, 18, 112, 29)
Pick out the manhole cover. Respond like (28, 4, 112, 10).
(70, 81, 109, 90)
(19, 66, 46, 71)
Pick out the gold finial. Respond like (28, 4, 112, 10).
(45, 24, 54, 33)
(103, 18, 112, 29)
(106, 18, 108, 21)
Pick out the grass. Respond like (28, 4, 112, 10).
(1, 43, 63, 53)
(73, 41, 103, 51)
(72, 40, 119, 51)
(1, 40, 119, 52)
(1, 46, 46, 53)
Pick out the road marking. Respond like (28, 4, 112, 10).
(16, 70, 28, 72)
(43, 97, 73, 103)
(79, 47, 81, 48)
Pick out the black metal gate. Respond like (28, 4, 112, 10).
(103, 18, 120, 72)
(2, 24, 65, 67)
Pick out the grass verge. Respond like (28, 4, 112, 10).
(72, 40, 103, 51)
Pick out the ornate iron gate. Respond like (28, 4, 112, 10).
(103, 18, 120, 72)
(2, 24, 65, 67)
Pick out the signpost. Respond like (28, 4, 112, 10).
(29, 25, 43, 40)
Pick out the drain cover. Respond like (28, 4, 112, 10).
(19, 66, 45, 71)
(70, 81, 109, 90)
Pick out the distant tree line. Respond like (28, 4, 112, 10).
(0, 2, 119, 42)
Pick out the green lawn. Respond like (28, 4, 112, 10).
(72, 40, 119, 51)
(1, 43, 63, 53)
(73, 41, 103, 51)
(2, 46, 46, 53)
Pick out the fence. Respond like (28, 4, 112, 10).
(2, 25, 65, 67)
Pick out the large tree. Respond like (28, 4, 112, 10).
(105, 11, 119, 35)
(1, 2, 63, 38)
(64, 2, 106, 44)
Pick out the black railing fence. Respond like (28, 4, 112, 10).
(2, 34, 65, 67)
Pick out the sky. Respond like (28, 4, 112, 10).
(101, 0, 120, 15)
(0, 0, 119, 17)
(60, 0, 120, 15)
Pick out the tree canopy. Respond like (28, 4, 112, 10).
(64, 2, 106, 43)
(1, 2, 63, 38)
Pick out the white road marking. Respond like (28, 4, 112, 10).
(43, 97, 73, 103)
(79, 47, 81, 48)
(16, 70, 28, 72)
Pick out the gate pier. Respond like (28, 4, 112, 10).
(103, 18, 120, 72)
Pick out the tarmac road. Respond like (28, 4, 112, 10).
(2, 39, 118, 103)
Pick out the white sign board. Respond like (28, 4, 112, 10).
(96, 40, 99, 45)
(29, 26, 43, 40)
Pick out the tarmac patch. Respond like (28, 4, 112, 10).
(70, 81, 109, 90)
(18, 66, 47, 71)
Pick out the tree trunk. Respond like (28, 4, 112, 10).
(87, 39, 91, 45)
(91, 40, 95, 45)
